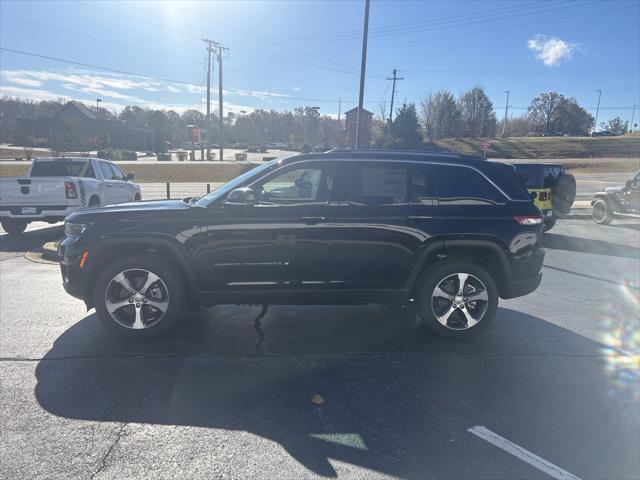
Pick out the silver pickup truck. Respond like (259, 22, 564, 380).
(0, 157, 141, 235)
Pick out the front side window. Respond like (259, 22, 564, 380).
(109, 163, 125, 180)
(99, 162, 115, 180)
(350, 163, 408, 206)
(252, 164, 334, 204)
(434, 164, 505, 204)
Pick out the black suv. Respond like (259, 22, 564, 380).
(58, 150, 544, 339)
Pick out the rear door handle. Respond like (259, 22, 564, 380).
(407, 215, 433, 220)
(300, 216, 326, 225)
(106, 183, 113, 187)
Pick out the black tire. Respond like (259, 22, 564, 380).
(1, 218, 29, 235)
(552, 174, 576, 215)
(88, 196, 101, 207)
(543, 215, 557, 232)
(93, 254, 185, 338)
(415, 262, 498, 339)
(592, 199, 613, 225)
(134, 193, 141, 201)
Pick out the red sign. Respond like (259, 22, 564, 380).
(481, 143, 491, 150)
(192, 127, 200, 142)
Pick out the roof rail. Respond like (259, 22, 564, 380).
(325, 148, 471, 158)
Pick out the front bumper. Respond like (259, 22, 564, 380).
(58, 236, 90, 302)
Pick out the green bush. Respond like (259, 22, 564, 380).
(97, 148, 137, 161)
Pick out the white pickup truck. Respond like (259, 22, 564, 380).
(0, 157, 141, 235)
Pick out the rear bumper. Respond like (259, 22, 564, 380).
(0, 205, 78, 220)
(501, 248, 545, 299)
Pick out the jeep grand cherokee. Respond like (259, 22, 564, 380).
(58, 150, 544, 339)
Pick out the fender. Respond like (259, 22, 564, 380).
(85, 234, 203, 304)
(405, 236, 514, 292)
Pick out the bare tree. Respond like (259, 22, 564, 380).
(420, 90, 460, 140)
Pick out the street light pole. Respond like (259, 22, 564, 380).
(592, 89, 602, 136)
(96, 98, 102, 114)
(354, 0, 370, 149)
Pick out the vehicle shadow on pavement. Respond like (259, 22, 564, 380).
(542, 232, 640, 259)
(0, 225, 63, 252)
(34, 306, 639, 479)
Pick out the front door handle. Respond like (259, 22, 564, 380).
(300, 216, 326, 225)
(407, 215, 433, 220)
(106, 183, 113, 187)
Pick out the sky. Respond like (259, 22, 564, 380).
(1, 0, 639, 126)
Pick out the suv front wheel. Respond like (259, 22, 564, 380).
(93, 254, 185, 337)
(416, 262, 498, 339)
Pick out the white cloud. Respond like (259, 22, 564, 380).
(292, 86, 301, 92)
(527, 35, 578, 67)
(0, 85, 255, 116)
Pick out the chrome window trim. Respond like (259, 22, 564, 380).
(234, 157, 522, 203)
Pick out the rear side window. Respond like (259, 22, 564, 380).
(30, 160, 88, 177)
(350, 163, 407, 206)
(434, 164, 505, 204)
(409, 165, 435, 204)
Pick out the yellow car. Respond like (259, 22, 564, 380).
(513, 163, 576, 232)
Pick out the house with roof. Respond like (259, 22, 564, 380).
(344, 106, 373, 148)
(17, 101, 158, 151)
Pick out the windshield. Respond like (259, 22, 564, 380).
(193, 160, 278, 207)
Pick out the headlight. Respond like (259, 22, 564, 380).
(64, 221, 92, 236)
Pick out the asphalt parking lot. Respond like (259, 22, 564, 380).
(1, 217, 639, 480)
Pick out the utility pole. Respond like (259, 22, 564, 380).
(203, 39, 213, 160)
(592, 89, 602, 136)
(501, 90, 510, 138)
(386, 69, 404, 124)
(337, 98, 341, 123)
(354, 0, 370, 149)
(630, 104, 638, 133)
(217, 47, 225, 162)
(203, 38, 228, 161)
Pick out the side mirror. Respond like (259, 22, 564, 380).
(625, 180, 633, 189)
(125, 173, 135, 181)
(225, 187, 257, 206)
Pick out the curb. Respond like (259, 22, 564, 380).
(41, 241, 59, 261)
(25, 241, 59, 264)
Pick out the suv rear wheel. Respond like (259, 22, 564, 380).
(93, 254, 185, 337)
(416, 262, 498, 339)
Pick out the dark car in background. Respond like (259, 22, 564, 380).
(57, 150, 544, 340)
(591, 170, 640, 224)
(512, 163, 576, 231)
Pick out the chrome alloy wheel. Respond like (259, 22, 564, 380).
(430, 273, 489, 330)
(104, 269, 169, 330)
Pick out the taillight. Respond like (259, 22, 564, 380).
(538, 192, 548, 201)
(65, 181, 77, 199)
(514, 215, 543, 225)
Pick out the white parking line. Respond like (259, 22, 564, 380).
(468, 426, 582, 480)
